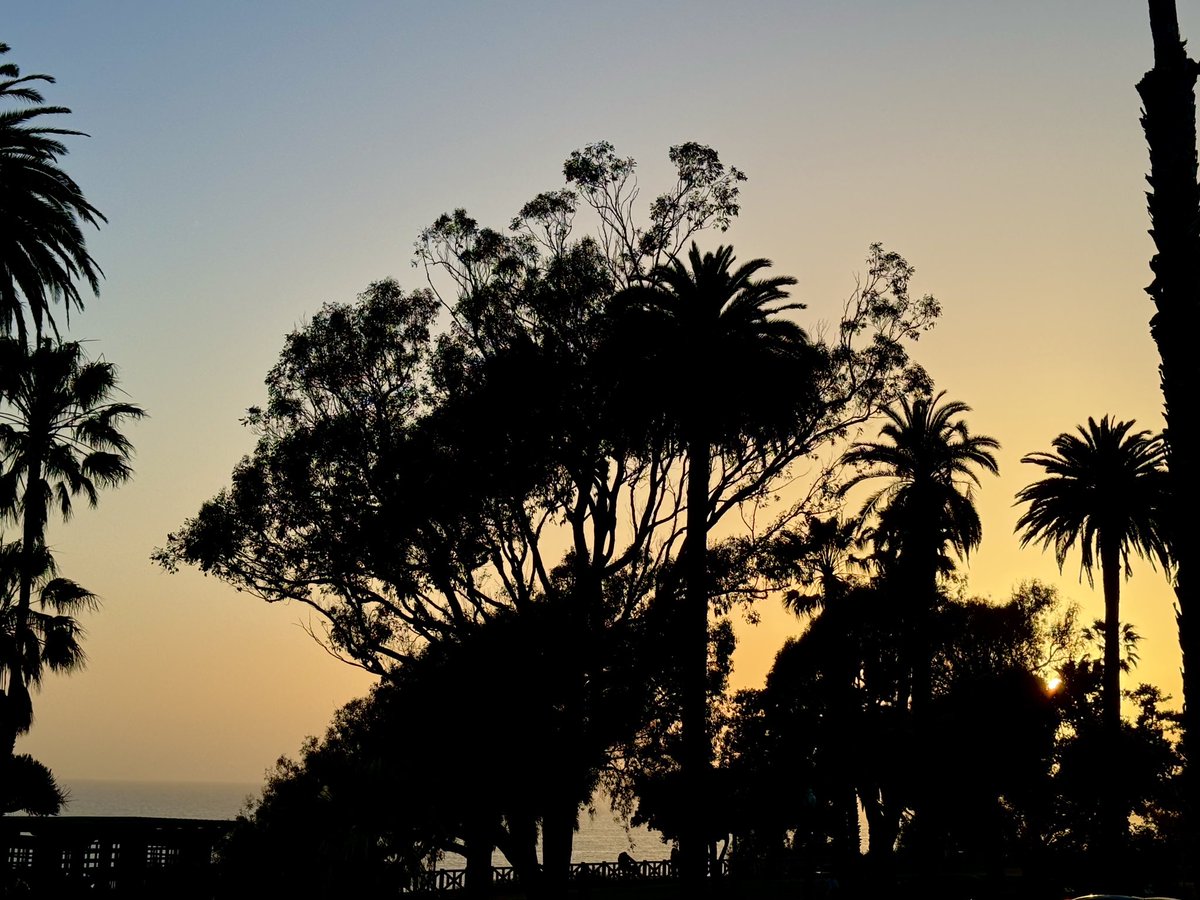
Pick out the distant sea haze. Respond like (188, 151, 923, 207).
(59, 779, 257, 821)
(57, 780, 667, 864)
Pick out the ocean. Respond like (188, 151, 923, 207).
(59, 779, 258, 821)
(56, 780, 668, 865)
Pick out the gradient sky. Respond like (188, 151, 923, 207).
(4, 1, 1189, 784)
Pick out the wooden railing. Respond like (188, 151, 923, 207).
(0, 815, 233, 897)
(2, 815, 691, 896)
(403, 857, 694, 893)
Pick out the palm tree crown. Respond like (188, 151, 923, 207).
(0, 540, 95, 740)
(612, 242, 812, 447)
(842, 390, 1000, 577)
(0, 337, 144, 535)
(768, 514, 863, 616)
(1, 43, 105, 342)
(1015, 416, 1171, 582)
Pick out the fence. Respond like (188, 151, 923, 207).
(2, 815, 697, 896)
(0, 815, 232, 897)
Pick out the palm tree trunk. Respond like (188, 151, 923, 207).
(1100, 539, 1126, 865)
(680, 431, 711, 890)
(1138, 2, 1200, 880)
(905, 511, 940, 864)
(1100, 541, 1122, 742)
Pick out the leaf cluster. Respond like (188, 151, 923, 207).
(1, 44, 105, 342)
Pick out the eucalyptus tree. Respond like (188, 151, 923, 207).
(160, 142, 941, 890)
(0, 43, 105, 343)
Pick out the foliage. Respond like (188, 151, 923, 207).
(839, 388, 999, 752)
(0, 337, 139, 763)
(161, 142, 941, 887)
(1048, 657, 1184, 856)
(0, 337, 143, 536)
(0, 43, 105, 342)
(518, 140, 747, 289)
(1016, 414, 1172, 838)
(1016, 416, 1172, 583)
(0, 752, 66, 815)
(719, 581, 1068, 869)
(843, 390, 1000, 579)
(223, 600, 660, 891)
(155, 281, 450, 670)
(763, 514, 864, 615)
(0, 540, 95, 748)
(162, 144, 940, 675)
(220, 690, 440, 894)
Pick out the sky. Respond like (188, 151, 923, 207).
(4, 1, 1191, 784)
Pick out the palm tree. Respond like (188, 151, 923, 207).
(0, 539, 95, 757)
(841, 391, 1000, 714)
(1, 42, 105, 343)
(0, 337, 143, 751)
(1015, 416, 1171, 745)
(613, 242, 809, 884)
(769, 514, 862, 615)
(1138, 2, 1200, 869)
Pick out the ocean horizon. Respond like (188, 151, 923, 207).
(58, 778, 259, 821)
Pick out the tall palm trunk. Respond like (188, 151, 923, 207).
(1100, 540, 1123, 742)
(1138, 0, 1200, 876)
(681, 429, 711, 889)
(829, 623, 862, 870)
(903, 501, 943, 865)
(1098, 538, 1128, 871)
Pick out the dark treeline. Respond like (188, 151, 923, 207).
(155, 139, 1187, 899)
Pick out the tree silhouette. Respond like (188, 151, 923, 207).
(767, 514, 863, 615)
(0, 539, 93, 814)
(612, 242, 811, 885)
(0, 43, 105, 343)
(163, 146, 940, 890)
(761, 514, 866, 865)
(0, 540, 94, 745)
(842, 391, 999, 715)
(0, 338, 142, 750)
(1138, 0, 1200, 872)
(1015, 416, 1170, 853)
